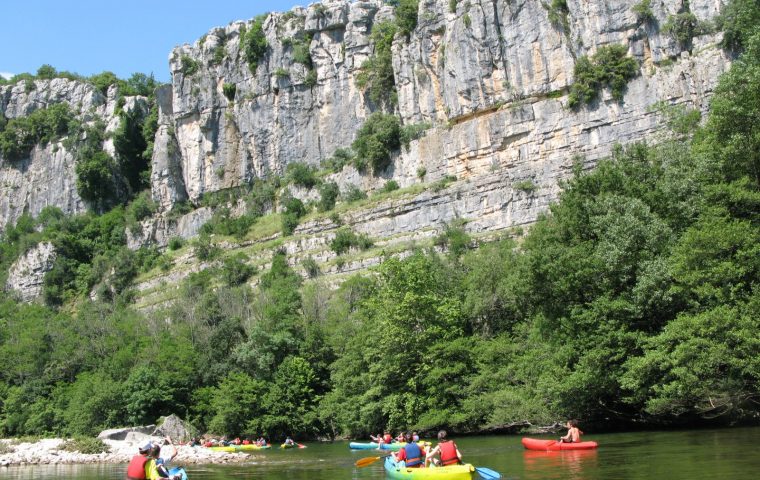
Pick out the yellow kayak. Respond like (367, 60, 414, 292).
(384, 457, 475, 480)
(207, 444, 271, 452)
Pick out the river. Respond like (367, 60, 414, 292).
(3, 427, 759, 479)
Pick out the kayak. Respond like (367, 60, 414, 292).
(168, 467, 188, 480)
(384, 456, 475, 480)
(207, 444, 271, 452)
(521, 437, 598, 451)
(280, 443, 306, 449)
(350, 441, 428, 451)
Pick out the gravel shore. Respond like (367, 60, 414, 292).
(0, 437, 255, 467)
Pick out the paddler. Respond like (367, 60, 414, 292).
(393, 432, 425, 468)
(425, 430, 462, 467)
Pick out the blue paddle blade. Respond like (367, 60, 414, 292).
(475, 466, 502, 479)
(168, 466, 189, 480)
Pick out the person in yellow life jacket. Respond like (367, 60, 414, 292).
(394, 432, 425, 468)
(425, 430, 463, 467)
(146, 443, 182, 480)
(125, 442, 153, 480)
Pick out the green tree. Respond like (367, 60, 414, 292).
(352, 112, 401, 174)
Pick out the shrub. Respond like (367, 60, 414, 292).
(632, 0, 655, 25)
(434, 220, 471, 257)
(60, 437, 111, 454)
(382, 180, 400, 193)
(213, 45, 226, 65)
(195, 235, 221, 261)
(304, 70, 318, 87)
(663, 12, 700, 48)
(546, 0, 570, 30)
(168, 237, 185, 251)
(223, 83, 237, 101)
(718, 0, 760, 53)
(396, 0, 420, 36)
(356, 21, 398, 107)
(318, 181, 340, 212)
(0, 103, 75, 161)
(286, 162, 319, 189)
(343, 184, 368, 203)
(281, 195, 307, 236)
(221, 253, 256, 286)
(180, 55, 200, 76)
(302, 256, 320, 278)
(449, 0, 458, 13)
(330, 228, 374, 255)
(244, 15, 269, 73)
(400, 122, 431, 149)
(514, 179, 538, 193)
(321, 148, 354, 173)
(275, 68, 290, 78)
(352, 112, 402, 174)
(292, 35, 314, 68)
(417, 167, 427, 179)
(567, 44, 639, 108)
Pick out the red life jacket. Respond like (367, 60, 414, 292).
(125, 454, 149, 480)
(439, 441, 459, 466)
(383, 434, 392, 443)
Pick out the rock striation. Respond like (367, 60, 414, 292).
(5, 241, 57, 302)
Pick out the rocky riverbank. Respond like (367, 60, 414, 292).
(0, 437, 253, 468)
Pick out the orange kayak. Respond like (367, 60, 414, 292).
(521, 437, 598, 451)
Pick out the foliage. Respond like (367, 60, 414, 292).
(351, 112, 402, 174)
(568, 44, 639, 108)
(318, 181, 340, 212)
(329, 228, 373, 255)
(223, 83, 237, 101)
(717, 0, 760, 54)
(356, 21, 398, 107)
(221, 253, 256, 286)
(60, 437, 111, 454)
(0, 103, 76, 161)
(286, 161, 319, 189)
(545, 0, 570, 30)
(343, 184, 367, 203)
(281, 195, 307, 236)
(400, 122, 431, 149)
(244, 15, 269, 73)
(395, 0, 420, 37)
(320, 148, 354, 173)
(663, 12, 700, 49)
(514, 179, 537, 193)
(302, 256, 320, 278)
(434, 220, 471, 257)
(179, 56, 200, 76)
(632, 0, 655, 25)
(382, 180, 400, 193)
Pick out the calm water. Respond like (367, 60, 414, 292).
(4, 428, 760, 479)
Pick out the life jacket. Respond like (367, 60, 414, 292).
(125, 454, 149, 480)
(439, 441, 459, 466)
(404, 442, 423, 467)
(383, 434, 392, 443)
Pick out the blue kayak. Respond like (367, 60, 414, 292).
(169, 466, 188, 480)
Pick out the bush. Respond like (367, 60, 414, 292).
(180, 56, 200, 76)
(546, 0, 570, 30)
(568, 44, 639, 108)
(352, 112, 402, 174)
(356, 21, 398, 107)
(514, 179, 537, 193)
(718, 0, 760, 53)
(302, 256, 320, 278)
(400, 122, 431, 149)
(632, 0, 655, 24)
(244, 15, 269, 73)
(0, 103, 76, 161)
(318, 181, 340, 212)
(395, 0, 420, 36)
(281, 195, 307, 236)
(321, 148, 354, 173)
(382, 180, 400, 193)
(60, 437, 111, 454)
(330, 228, 373, 255)
(223, 83, 237, 101)
(168, 237, 185, 251)
(663, 12, 700, 48)
(434, 221, 471, 257)
(195, 235, 221, 261)
(343, 184, 367, 203)
(221, 253, 256, 286)
(286, 162, 319, 189)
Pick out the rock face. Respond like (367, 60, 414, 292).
(0, 78, 143, 232)
(150, 0, 729, 213)
(152, 414, 195, 443)
(5, 242, 57, 302)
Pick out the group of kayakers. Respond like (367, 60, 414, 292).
(386, 430, 462, 468)
(190, 435, 269, 448)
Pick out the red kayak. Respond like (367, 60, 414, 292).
(522, 437, 598, 451)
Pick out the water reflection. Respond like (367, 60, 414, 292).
(522, 449, 599, 479)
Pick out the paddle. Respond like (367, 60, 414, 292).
(475, 466, 502, 479)
(297, 443, 307, 449)
(355, 454, 391, 468)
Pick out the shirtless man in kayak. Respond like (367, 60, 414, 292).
(559, 419, 582, 443)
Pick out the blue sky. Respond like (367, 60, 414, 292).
(0, 0, 304, 82)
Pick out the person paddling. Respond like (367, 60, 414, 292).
(559, 419, 583, 443)
(125, 442, 152, 480)
(394, 432, 425, 468)
(426, 430, 462, 467)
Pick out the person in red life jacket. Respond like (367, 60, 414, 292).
(394, 432, 425, 468)
(559, 419, 583, 443)
(425, 430, 463, 467)
(377, 430, 394, 450)
(125, 442, 153, 480)
(395, 431, 406, 443)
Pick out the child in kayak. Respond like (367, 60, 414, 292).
(394, 432, 425, 468)
(377, 431, 393, 450)
(425, 430, 462, 467)
(559, 420, 582, 443)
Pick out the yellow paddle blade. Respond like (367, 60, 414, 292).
(355, 456, 384, 467)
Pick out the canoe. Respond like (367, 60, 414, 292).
(521, 437, 598, 451)
(280, 443, 306, 449)
(168, 467, 188, 480)
(207, 444, 270, 452)
(384, 456, 475, 480)
(350, 441, 428, 451)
